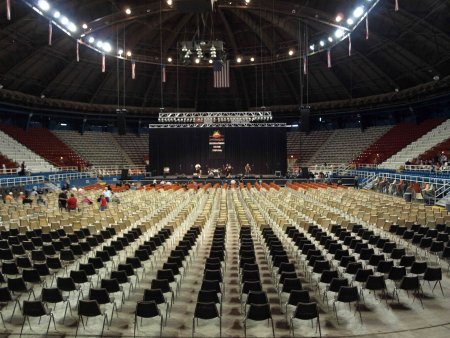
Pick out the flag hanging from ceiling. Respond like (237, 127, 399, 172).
(6, 0, 11, 21)
(303, 55, 308, 75)
(395, 0, 399, 11)
(131, 60, 136, 80)
(76, 40, 80, 62)
(366, 16, 369, 40)
(348, 35, 352, 56)
(102, 54, 106, 73)
(48, 21, 52, 46)
(213, 60, 230, 88)
(327, 49, 332, 68)
(161, 64, 166, 83)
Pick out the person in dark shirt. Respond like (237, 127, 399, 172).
(58, 190, 68, 211)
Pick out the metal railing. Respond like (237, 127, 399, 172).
(48, 172, 97, 182)
(0, 176, 45, 188)
(0, 168, 18, 175)
(87, 165, 146, 176)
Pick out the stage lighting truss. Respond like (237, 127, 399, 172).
(158, 111, 273, 124)
(148, 122, 286, 129)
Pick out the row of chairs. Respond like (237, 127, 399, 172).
(193, 226, 226, 338)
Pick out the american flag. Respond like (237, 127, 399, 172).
(131, 60, 136, 80)
(213, 60, 230, 88)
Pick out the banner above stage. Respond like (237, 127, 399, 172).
(209, 130, 225, 159)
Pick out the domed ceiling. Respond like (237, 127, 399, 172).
(0, 0, 449, 114)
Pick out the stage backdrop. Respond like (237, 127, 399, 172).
(149, 128, 287, 176)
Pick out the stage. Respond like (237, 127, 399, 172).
(140, 175, 356, 186)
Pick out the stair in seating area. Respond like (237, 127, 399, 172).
(352, 118, 446, 165)
(53, 130, 133, 166)
(0, 125, 86, 169)
(381, 119, 450, 169)
(0, 129, 55, 173)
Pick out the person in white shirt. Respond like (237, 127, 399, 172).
(103, 187, 112, 202)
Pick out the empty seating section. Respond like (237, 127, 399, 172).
(381, 119, 450, 169)
(0, 128, 55, 173)
(287, 130, 333, 164)
(353, 119, 445, 164)
(309, 126, 392, 165)
(113, 134, 149, 165)
(53, 131, 133, 166)
(1, 181, 450, 337)
(0, 125, 84, 169)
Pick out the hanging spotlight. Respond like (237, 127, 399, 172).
(125, 8, 132, 15)
(328, 36, 333, 42)
(68, 22, 77, 33)
(236, 57, 242, 63)
(167, 57, 173, 62)
(53, 11, 60, 18)
(288, 49, 294, 56)
(118, 49, 124, 55)
(82, 23, 88, 30)
(353, 6, 364, 18)
(60, 16, 69, 25)
(250, 57, 255, 62)
(127, 51, 132, 57)
(335, 29, 344, 38)
(167, 0, 173, 5)
(319, 40, 325, 47)
(88, 36, 95, 43)
(309, 44, 315, 51)
(102, 42, 112, 52)
(209, 59, 213, 64)
(195, 58, 200, 64)
(335, 14, 343, 22)
(38, 0, 50, 11)
(96, 41, 103, 48)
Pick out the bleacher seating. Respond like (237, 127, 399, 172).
(113, 134, 149, 165)
(0, 128, 55, 173)
(381, 119, 450, 169)
(287, 130, 334, 164)
(0, 125, 85, 169)
(352, 119, 445, 165)
(418, 137, 450, 162)
(308, 126, 392, 165)
(53, 131, 133, 166)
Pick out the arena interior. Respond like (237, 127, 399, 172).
(1, 0, 450, 337)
